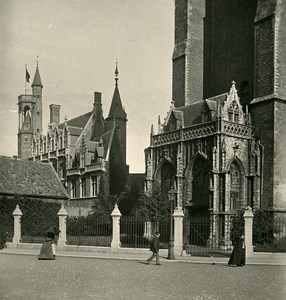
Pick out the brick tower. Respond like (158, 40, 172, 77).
(18, 63, 43, 159)
(172, 0, 205, 107)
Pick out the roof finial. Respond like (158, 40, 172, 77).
(115, 60, 119, 87)
(36, 55, 39, 67)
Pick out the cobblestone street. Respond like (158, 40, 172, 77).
(0, 254, 285, 299)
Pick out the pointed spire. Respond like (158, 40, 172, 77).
(150, 124, 154, 135)
(32, 56, 43, 88)
(115, 60, 119, 87)
(107, 62, 126, 120)
(158, 115, 161, 134)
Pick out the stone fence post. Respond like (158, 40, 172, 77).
(244, 206, 254, 258)
(57, 204, 68, 249)
(111, 204, 121, 252)
(173, 207, 184, 256)
(12, 204, 23, 246)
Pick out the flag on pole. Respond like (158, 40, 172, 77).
(26, 68, 30, 83)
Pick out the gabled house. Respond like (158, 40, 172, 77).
(0, 156, 69, 203)
(17, 64, 128, 214)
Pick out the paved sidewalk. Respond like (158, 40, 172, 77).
(1, 243, 285, 266)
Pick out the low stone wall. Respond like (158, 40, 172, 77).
(6, 242, 168, 256)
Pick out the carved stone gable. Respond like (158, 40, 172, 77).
(221, 81, 245, 124)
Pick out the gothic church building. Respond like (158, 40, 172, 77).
(145, 0, 286, 236)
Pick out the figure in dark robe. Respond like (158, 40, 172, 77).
(228, 235, 245, 267)
(38, 232, 55, 260)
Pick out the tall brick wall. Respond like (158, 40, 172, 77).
(275, 1, 286, 98)
(250, 101, 275, 208)
(172, 56, 186, 107)
(254, 16, 275, 97)
(172, 0, 204, 107)
(273, 100, 286, 210)
(203, 0, 257, 106)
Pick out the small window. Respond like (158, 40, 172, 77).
(81, 178, 86, 197)
(91, 176, 99, 196)
(71, 179, 77, 198)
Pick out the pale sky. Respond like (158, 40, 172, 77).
(0, 0, 174, 173)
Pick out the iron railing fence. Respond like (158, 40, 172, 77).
(120, 216, 170, 249)
(254, 215, 286, 252)
(2, 226, 13, 243)
(66, 215, 112, 247)
(21, 223, 59, 244)
(184, 215, 234, 257)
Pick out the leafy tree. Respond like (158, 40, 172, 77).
(133, 184, 171, 222)
(253, 209, 275, 245)
(229, 208, 276, 245)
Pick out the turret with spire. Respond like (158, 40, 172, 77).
(17, 57, 43, 159)
(32, 56, 43, 136)
(105, 62, 127, 163)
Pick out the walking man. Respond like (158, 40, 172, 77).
(147, 231, 161, 265)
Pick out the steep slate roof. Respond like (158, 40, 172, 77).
(172, 93, 228, 127)
(100, 129, 115, 161)
(58, 111, 93, 130)
(107, 86, 127, 119)
(205, 93, 228, 106)
(31, 66, 43, 88)
(0, 156, 69, 199)
(175, 101, 205, 126)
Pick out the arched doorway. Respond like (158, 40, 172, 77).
(185, 156, 211, 216)
(185, 156, 211, 246)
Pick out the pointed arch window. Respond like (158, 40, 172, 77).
(160, 162, 174, 195)
(59, 134, 63, 149)
(229, 163, 242, 210)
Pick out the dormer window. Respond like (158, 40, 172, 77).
(228, 102, 239, 122)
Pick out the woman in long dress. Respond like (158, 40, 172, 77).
(38, 232, 55, 260)
(228, 235, 245, 267)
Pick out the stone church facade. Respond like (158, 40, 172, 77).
(17, 64, 128, 214)
(145, 0, 286, 243)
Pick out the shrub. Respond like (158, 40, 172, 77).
(0, 195, 61, 238)
(253, 209, 275, 245)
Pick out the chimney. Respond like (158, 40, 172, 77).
(94, 92, 102, 104)
(49, 104, 61, 124)
(92, 92, 104, 139)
